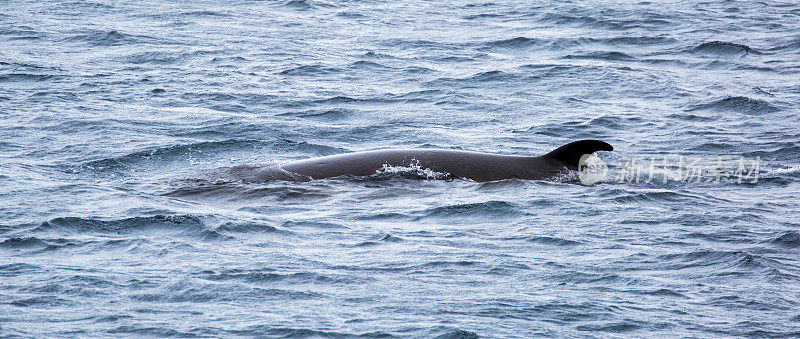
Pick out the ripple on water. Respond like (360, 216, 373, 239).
(414, 201, 525, 221)
(655, 250, 796, 278)
(130, 280, 324, 303)
(483, 36, 539, 49)
(62, 30, 151, 46)
(196, 269, 375, 284)
(0, 263, 43, 277)
(34, 215, 208, 235)
(687, 96, 780, 114)
(691, 41, 761, 56)
(563, 51, 636, 61)
(1, 236, 51, 249)
(770, 231, 800, 248)
(228, 326, 396, 338)
(278, 64, 343, 76)
(504, 235, 584, 246)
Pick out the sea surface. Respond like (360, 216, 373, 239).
(2, 0, 800, 337)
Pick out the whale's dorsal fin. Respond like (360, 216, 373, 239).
(542, 140, 613, 169)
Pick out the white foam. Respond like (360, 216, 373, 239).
(375, 159, 452, 180)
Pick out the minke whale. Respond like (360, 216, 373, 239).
(280, 140, 613, 182)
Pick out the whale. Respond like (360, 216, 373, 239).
(279, 140, 613, 182)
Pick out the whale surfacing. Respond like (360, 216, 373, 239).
(280, 140, 613, 182)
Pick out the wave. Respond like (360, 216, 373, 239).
(530, 115, 624, 139)
(418, 260, 478, 268)
(130, 279, 324, 303)
(666, 112, 717, 122)
(658, 211, 759, 228)
(691, 41, 761, 56)
(360, 51, 398, 59)
(537, 12, 672, 30)
(417, 201, 523, 219)
(487, 262, 532, 275)
(63, 30, 156, 46)
(77, 139, 343, 174)
(197, 269, 373, 284)
(30, 90, 82, 103)
(433, 329, 479, 339)
(329, 260, 483, 273)
(607, 189, 704, 204)
(285, 0, 314, 9)
(0, 73, 59, 82)
(124, 51, 182, 65)
(355, 233, 404, 246)
(633, 288, 689, 298)
(767, 37, 800, 53)
(426, 70, 522, 87)
(10, 296, 74, 307)
(34, 215, 207, 235)
(181, 10, 232, 17)
(282, 94, 403, 108)
(0, 263, 43, 277)
(687, 142, 741, 154)
(0, 25, 45, 40)
(107, 326, 197, 337)
(468, 70, 514, 82)
(356, 212, 412, 221)
(350, 60, 388, 69)
(505, 235, 583, 246)
(380, 38, 459, 50)
(743, 142, 800, 159)
(78, 139, 263, 172)
(0, 236, 52, 249)
(278, 64, 342, 76)
(656, 250, 793, 275)
(520, 36, 674, 51)
(178, 91, 283, 106)
(484, 36, 539, 48)
(214, 221, 282, 233)
(390, 89, 442, 103)
(575, 321, 642, 333)
(549, 270, 628, 284)
(474, 178, 540, 191)
(770, 231, 800, 248)
(563, 51, 635, 61)
(485, 35, 673, 52)
(593, 36, 673, 45)
(294, 141, 347, 156)
(686, 229, 757, 244)
(228, 326, 394, 338)
(463, 13, 505, 20)
(57, 1, 113, 10)
(242, 185, 331, 200)
(164, 172, 338, 198)
(769, 165, 800, 176)
(284, 0, 334, 10)
(378, 233, 403, 242)
(337, 11, 367, 19)
(687, 96, 780, 114)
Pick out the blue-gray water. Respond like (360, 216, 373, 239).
(2, 0, 800, 337)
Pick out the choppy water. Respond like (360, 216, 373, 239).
(2, 0, 800, 337)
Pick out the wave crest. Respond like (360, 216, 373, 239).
(688, 96, 779, 114)
(691, 41, 761, 56)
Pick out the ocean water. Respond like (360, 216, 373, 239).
(2, 0, 800, 337)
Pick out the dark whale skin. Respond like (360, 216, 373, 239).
(280, 140, 613, 182)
